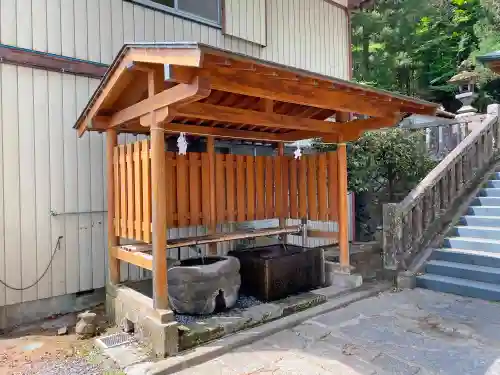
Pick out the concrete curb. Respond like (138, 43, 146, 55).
(126, 283, 390, 375)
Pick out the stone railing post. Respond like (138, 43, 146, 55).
(383, 203, 402, 270)
(488, 104, 500, 148)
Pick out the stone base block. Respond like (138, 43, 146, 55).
(106, 283, 179, 357)
(396, 271, 416, 289)
(325, 261, 363, 288)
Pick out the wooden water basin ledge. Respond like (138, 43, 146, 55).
(74, 42, 438, 314)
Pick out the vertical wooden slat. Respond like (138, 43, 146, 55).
(327, 151, 338, 221)
(246, 156, 256, 221)
(255, 156, 265, 220)
(207, 137, 217, 254)
(289, 158, 298, 218)
(318, 153, 328, 221)
(281, 155, 290, 221)
(265, 156, 274, 218)
(141, 140, 151, 243)
(307, 155, 319, 220)
(113, 147, 120, 237)
(177, 154, 189, 227)
(133, 142, 143, 241)
(298, 157, 307, 218)
(236, 155, 246, 222)
(165, 151, 175, 228)
(126, 143, 134, 238)
(275, 145, 284, 222)
(226, 154, 236, 222)
(189, 153, 201, 225)
(119, 145, 127, 237)
(201, 153, 211, 226)
(215, 153, 226, 223)
(107, 130, 120, 284)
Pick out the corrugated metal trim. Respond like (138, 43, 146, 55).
(0, 44, 108, 79)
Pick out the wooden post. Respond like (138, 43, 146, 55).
(207, 136, 217, 254)
(337, 142, 350, 271)
(149, 69, 169, 310)
(106, 128, 120, 285)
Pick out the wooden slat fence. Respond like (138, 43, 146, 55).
(114, 140, 341, 242)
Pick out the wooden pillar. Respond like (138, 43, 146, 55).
(151, 123, 168, 309)
(149, 69, 169, 310)
(337, 142, 350, 271)
(207, 136, 217, 254)
(106, 128, 120, 285)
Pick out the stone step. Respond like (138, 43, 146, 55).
(467, 206, 500, 216)
(478, 188, 500, 197)
(459, 215, 500, 227)
(443, 237, 500, 253)
(425, 260, 500, 285)
(432, 248, 500, 268)
(487, 180, 500, 188)
(452, 226, 500, 241)
(416, 274, 500, 301)
(471, 197, 500, 206)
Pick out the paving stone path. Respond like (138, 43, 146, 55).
(177, 288, 500, 375)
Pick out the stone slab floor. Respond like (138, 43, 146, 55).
(176, 289, 500, 375)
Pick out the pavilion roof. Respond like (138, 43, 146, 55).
(74, 42, 439, 143)
(478, 51, 500, 74)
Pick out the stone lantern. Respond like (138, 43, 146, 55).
(448, 61, 479, 118)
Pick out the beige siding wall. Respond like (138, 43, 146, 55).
(224, 0, 267, 46)
(0, 0, 349, 307)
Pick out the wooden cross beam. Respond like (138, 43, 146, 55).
(109, 76, 211, 128)
(171, 102, 345, 134)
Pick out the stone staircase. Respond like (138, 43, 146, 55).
(416, 172, 500, 300)
(382, 104, 500, 301)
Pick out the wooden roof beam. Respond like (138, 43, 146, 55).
(127, 47, 203, 67)
(279, 116, 400, 142)
(172, 102, 346, 135)
(77, 58, 136, 137)
(162, 123, 286, 142)
(109, 76, 211, 128)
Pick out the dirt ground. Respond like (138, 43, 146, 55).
(0, 305, 122, 375)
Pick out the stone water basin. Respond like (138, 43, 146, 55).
(167, 256, 241, 315)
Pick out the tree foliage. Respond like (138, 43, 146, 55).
(346, 129, 437, 199)
(351, 0, 500, 110)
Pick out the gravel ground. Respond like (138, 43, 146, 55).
(15, 347, 123, 375)
(175, 294, 262, 325)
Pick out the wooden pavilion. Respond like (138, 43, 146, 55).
(74, 43, 438, 349)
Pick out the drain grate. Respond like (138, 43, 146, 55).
(96, 332, 134, 349)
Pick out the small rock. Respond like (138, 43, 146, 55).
(57, 326, 68, 336)
(76, 311, 97, 338)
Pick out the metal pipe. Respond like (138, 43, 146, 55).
(50, 209, 108, 217)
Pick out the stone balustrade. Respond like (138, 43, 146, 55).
(383, 104, 500, 271)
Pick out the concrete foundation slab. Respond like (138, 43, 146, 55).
(106, 282, 179, 357)
(325, 261, 363, 288)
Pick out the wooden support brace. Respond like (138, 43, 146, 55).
(110, 247, 153, 271)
